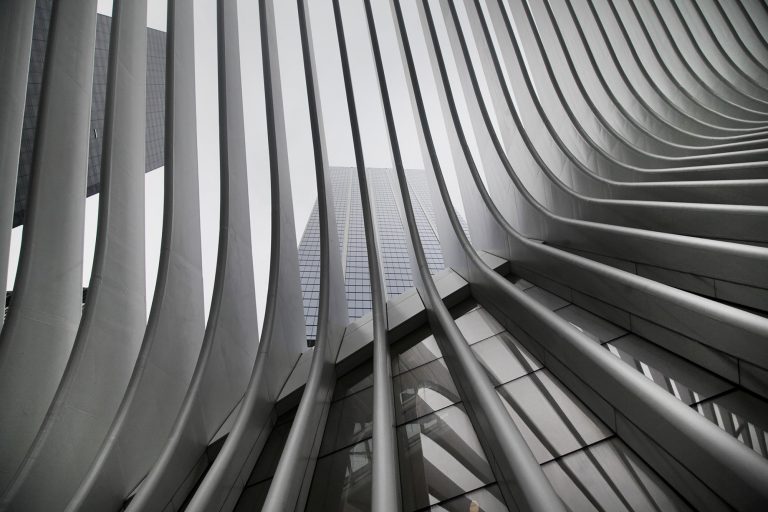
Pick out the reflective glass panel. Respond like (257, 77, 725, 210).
(394, 357, 461, 424)
(607, 334, 732, 405)
(497, 370, 611, 463)
(455, 307, 505, 345)
(542, 439, 692, 511)
(333, 362, 373, 401)
(246, 412, 295, 486)
(305, 440, 373, 511)
(392, 333, 444, 376)
(430, 484, 508, 511)
(320, 386, 373, 456)
(398, 404, 496, 511)
(472, 332, 541, 386)
(234, 479, 270, 511)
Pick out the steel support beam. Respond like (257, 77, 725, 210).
(122, 0, 261, 508)
(0, 0, 35, 321)
(65, 0, 207, 509)
(0, 0, 97, 494)
(0, 0, 147, 508)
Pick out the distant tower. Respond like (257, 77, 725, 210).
(297, 167, 459, 346)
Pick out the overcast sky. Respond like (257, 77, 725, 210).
(7, 0, 493, 331)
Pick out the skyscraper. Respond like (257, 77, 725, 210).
(298, 167, 455, 345)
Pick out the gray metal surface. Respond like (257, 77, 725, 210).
(0, 0, 35, 327)
(12, 3, 166, 229)
(0, 0, 97, 494)
(260, 0, 348, 508)
(64, 1, 206, 509)
(122, 0, 261, 508)
(0, 0, 767, 510)
(182, 0, 308, 509)
(415, 0, 768, 506)
(341, 2, 400, 509)
(0, 1, 147, 509)
(378, 1, 567, 509)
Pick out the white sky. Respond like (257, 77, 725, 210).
(7, 0, 489, 330)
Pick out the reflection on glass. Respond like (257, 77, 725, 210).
(497, 371, 611, 463)
(455, 307, 505, 345)
(333, 362, 373, 401)
(245, 411, 294, 486)
(320, 386, 373, 456)
(392, 333, 443, 376)
(542, 439, 692, 511)
(234, 479, 270, 512)
(472, 332, 541, 386)
(398, 404, 496, 511)
(394, 357, 461, 424)
(305, 440, 373, 511)
(696, 391, 768, 459)
(430, 484, 508, 511)
(606, 334, 732, 406)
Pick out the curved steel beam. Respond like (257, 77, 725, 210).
(338, 1, 400, 509)
(182, 0, 308, 509)
(0, 1, 147, 508)
(260, 0, 348, 508)
(0, 0, 35, 323)
(65, 0, 207, 509)
(452, 0, 768, 302)
(122, 0, 261, 508)
(373, 1, 566, 510)
(431, 0, 768, 381)
(0, 0, 97, 494)
(414, 1, 768, 507)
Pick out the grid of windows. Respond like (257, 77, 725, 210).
(298, 167, 456, 346)
(13, 0, 166, 226)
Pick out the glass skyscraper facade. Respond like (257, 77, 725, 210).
(298, 167, 451, 345)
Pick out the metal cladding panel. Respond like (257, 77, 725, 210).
(0, 0, 98, 496)
(0, 0, 767, 511)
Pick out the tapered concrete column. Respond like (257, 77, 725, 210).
(0, 0, 97, 494)
(0, 0, 35, 317)
(0, 1, 147, 509)
(261, 0, 348, 509)
(123, 0, 261, 509)
(65, 0, 206, 509)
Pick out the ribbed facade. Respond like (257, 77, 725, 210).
(0, 0, 767, 511)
